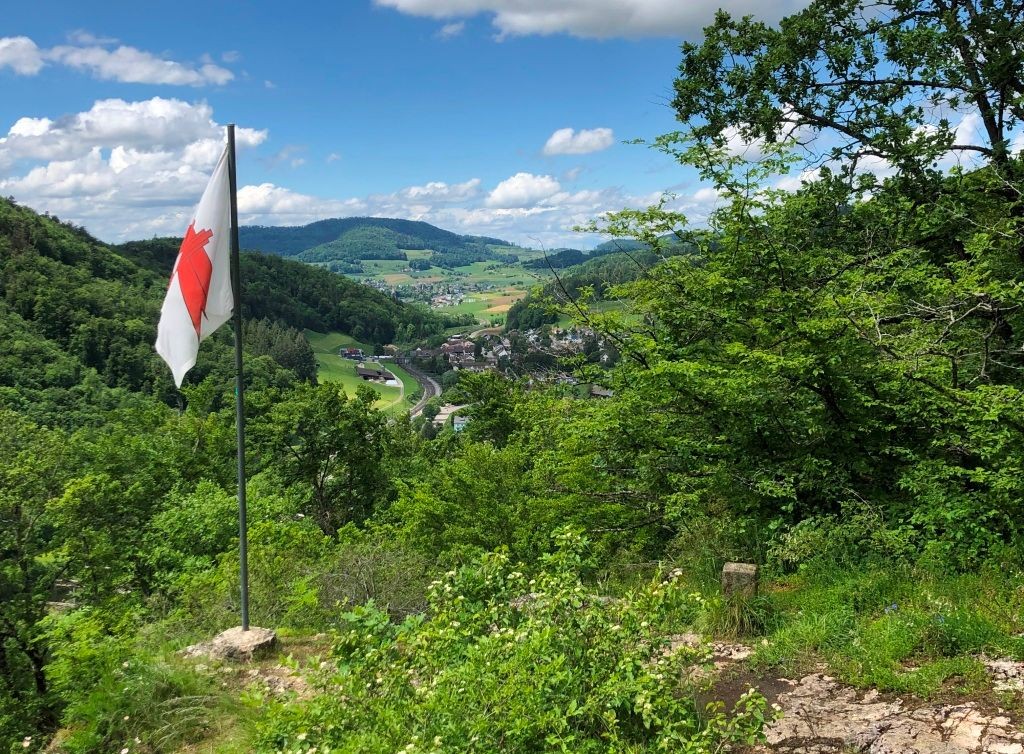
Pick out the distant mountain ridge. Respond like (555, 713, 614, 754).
(239, 217, 517, 271)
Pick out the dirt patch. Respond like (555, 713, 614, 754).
(244, 665, 312, 699)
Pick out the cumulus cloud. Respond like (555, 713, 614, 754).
(0, 36, 44, 75)
(0, 97, 267, 239)
(0, 97, 265, 167)
(486, 172, 560, 207)
(0, 35, 233, 86)
(543, 127, 614, 155)
(374, 0, 808, 39)
(0, 95, 717, 248)
(47, 44, 233, 86)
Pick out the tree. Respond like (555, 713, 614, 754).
(0, 413, 77, 738)
(673, 0, 1024, 174)
(446, 372, 525, 448)
(252, 384, 391, 536)
(568, 0, 1024, 566)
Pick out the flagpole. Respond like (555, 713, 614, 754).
(226, 124, 250, 631)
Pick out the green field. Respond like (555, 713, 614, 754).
(304, 330, 421, 414)
(554, 298, 637, 329)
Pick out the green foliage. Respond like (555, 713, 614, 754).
(172, 520, 433, 634)
(175, 519, 335, 632)
(251, 383, 392, 536)
(56, 650, 217, 754)
(256, 531, 770, 754)
(506, 240, 693, 332)
(119, 236, 449, 347)
(244, 318, 317, 383)
(672, 0, 1024, 172)
(393, 442, 543, 563)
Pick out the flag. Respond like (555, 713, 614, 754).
(156, 145, 234, 387)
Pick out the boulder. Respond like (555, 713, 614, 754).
(182, 626, 277, 662)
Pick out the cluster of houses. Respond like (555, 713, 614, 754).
(433, 334, 511, 372)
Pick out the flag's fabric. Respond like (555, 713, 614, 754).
(156, 146, 234, 387)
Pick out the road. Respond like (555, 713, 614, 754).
(403, 363, 441, 417)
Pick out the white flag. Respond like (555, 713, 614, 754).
(155, 145, 234, 387)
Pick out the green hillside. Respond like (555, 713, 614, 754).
(0, 200, 452, 427)
(238, 216, 518, 270)
(118, 237, 453, 346)
(506, 239, 695, 330)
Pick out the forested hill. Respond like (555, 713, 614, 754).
(506, 237, 695, 330)
(238, 216, 517, 269)
(520, 239, 656, 270)
(117, 237, 449, 344)
(0, 199, 447, 426)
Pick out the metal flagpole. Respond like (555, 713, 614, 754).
(226, 124, 250, 631)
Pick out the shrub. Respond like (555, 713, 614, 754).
(256, 530, 770, 754)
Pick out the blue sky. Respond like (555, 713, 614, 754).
(0, 0, 807, 246)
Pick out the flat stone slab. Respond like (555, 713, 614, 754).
(761, 673, 1024, 754)
(182, 626, 278, 662)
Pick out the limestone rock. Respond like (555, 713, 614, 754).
(762, 673, 1024, 753)
(182, 626, 277, 662)
(983, 656, 1024, 694)
(722, 562, 758, 600)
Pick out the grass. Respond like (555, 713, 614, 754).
(441, 287, 528, 324)
(733, 564, 1024, 699)
(303, 330, 421, 414)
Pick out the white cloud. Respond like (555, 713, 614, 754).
(0, 35, 233, 86)
(264, 144, 308, 170)
(437, 21, 466, 38)
(0, 97, 715, 248)
(0, 97, 266, 166)
(486, 172, 560, 207)
(399, 178, 481, 202)
(238, 183, 368, 222)
(0, 97, 267, 239)
(543, 127, 614, 155)
(0, 36, 44, 75)
(47, 44, 233, 86)
(326, 152, 341, 163)
(374, 0, 808, 39)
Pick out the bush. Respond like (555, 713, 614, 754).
(256, 530, 771, 754)
(768, 501, 918, 572)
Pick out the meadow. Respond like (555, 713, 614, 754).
(304, 330, 421, 414)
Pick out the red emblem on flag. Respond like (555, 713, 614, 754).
(176, 222, 214, 335)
